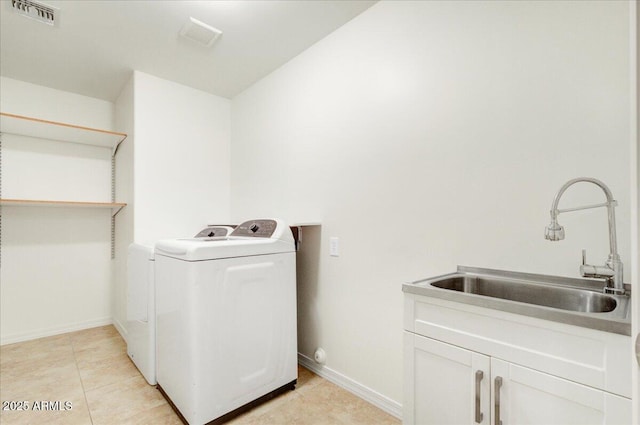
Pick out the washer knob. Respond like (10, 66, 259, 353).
(249, 223, 259, 233)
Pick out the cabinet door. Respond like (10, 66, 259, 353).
(404, 332, 490, 424)
(491, 359, 631, 425)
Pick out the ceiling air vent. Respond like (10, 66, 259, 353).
(10, 0, 58, 26)
(179, 17, 222, 47)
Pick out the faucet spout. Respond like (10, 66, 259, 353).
(545, 177, 624, 295)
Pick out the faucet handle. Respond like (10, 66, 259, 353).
(580, 249, 596, 279)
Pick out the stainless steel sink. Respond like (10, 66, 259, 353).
(403, 266, 631, 335)
(431, 276, 617, 313)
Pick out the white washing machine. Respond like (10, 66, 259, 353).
(154, 219, 297, 425)
(126, 225, 235, 385)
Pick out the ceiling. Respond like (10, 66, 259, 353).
(0, 0, 377, 101)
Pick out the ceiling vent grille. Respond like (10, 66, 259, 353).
(10, 0, 57, 26)
(179, 17, 222, 47)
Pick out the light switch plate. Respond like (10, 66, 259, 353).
(329, 237, 339, 257)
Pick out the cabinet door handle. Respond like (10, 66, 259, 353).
(475, 370, 484, 423)
(494, 376, 503, 425)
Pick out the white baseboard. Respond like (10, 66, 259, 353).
(112, 317, 128, 343)
(0, 317, 113, 346)
(298, 353, 402, 420)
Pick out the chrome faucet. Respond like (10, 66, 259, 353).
(544, 177, 624, 295)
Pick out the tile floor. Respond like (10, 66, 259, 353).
(0, 325, 399, 425)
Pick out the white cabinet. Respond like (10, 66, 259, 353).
(404, 294, 632, 424)
(405, 333, 631, 425)
(404, 334, 489, 424)
(492, 358, 631, 425)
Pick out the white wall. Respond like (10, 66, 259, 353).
(231, 0, 631, 407)
(1, 70, 232, 343)
(133, 71, 231, 245)
(0, 77, 115, 344)
(111, 71, 232, 334)
(113, 74, 135, 336)
(631, 2, 639, 423)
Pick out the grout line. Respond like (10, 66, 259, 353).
(69, 335, 95, 425)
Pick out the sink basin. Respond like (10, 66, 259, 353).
(403, 266, 631, 335)
(431, 276, 617, 313)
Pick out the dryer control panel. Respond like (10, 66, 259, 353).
(231, 219, 277, 238)
(193, 226, 233, 238)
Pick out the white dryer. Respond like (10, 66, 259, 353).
(126, 225, 234, 385)
(154, 219, 297, 425)
(126, 243, 156, 385)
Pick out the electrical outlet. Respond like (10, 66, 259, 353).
(329, 237, 339, 257)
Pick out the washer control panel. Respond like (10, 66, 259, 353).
(231, 219, 277, 238)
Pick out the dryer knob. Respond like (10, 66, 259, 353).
(249, 223, 259, 233)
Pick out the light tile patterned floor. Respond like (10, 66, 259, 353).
(0, 325, 399, 425)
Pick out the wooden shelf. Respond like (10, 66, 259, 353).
(0, 198, 127, 216)
(0, 112, 128, 258)
(0, 112, 127, 154)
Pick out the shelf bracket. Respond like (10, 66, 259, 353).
(111, 204, 125, 217)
